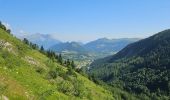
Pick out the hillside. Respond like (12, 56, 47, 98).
(89, 29, 170, 99)
(0, 26, 117, 99)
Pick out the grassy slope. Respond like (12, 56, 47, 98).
(0, 28, 114, 100)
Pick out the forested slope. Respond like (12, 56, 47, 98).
(89, 29, 170, 100)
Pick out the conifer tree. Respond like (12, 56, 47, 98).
(58, 54, 63, 65)
(66, 59, 71, 67)
(23, 38, 29, 45)
(40, 46, 45, 54)
(71, 60, 76, 69)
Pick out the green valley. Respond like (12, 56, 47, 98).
(48, 38, 139, 68)
(1, 1, 170, 100)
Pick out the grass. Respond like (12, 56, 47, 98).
(0, 28, 115, 100)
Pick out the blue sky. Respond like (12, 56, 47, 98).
(0, 0, 170, 42)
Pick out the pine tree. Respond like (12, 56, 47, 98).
(6, 29, 11, 34)
(0, 22, 6, 31)
(40, 46, 44, 51)
(66, 59, 70, 67)
(31, 43, 39, 50)
(40, 46, 45, 54)
(55, 54, 58, 60)
(58, 54, 63, 65)
(71, 60, 76, 69)
(23, 38, 29, 45)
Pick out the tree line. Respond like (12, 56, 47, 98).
(23, 38, 76, 69)
(0, 20, 77, 72)
(0, 21, 11, 34)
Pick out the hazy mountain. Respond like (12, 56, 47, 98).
(50, 41, 87, 53)
(89, 29, 170, 99)
(50, 37, 140, 54)
(17, 33, 61, 49)
(85, 38, 140, 53)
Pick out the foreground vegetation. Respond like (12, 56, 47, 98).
(0, 23, 115, 99)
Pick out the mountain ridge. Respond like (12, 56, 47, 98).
(49, 37, 140, 53)
(48, 38, 140, 68)
(20, 32, 140, 54)
(89, 29, 170, 99)
(85, 38, 140, 53)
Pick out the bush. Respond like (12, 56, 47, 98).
(58, 80, 74, 95)
(66, 67, 77, 77)
(48, 70, 58, 79)
(0, 83, 8, 94)
(36, 67, 45, 74)
(72, 79, 85, 97)
(55, 67, 64, 76)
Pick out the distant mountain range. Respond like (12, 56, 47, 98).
(20, 33, 140, 68)
(49, 37, 140, 54)
(20, 33, 140, 54)
(84, 38, 140, 53)
(48, 37, 140, 68)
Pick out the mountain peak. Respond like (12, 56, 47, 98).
(98, 37, 109, 40)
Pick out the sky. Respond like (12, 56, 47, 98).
(0, 0, 170, 42)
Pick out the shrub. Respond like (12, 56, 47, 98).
(72, 79, 85, 97)
(0, 83, 8, 94)
(48, 70, 58, 79)
(36, 67, 45, 74)
(58, 80, 74, 95)
(66, 67, 77, 77)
